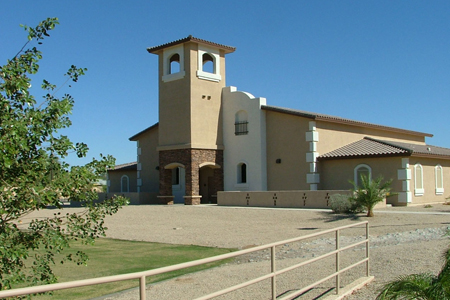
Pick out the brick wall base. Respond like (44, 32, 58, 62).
(159, 149, 224, 205)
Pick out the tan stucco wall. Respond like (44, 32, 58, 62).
(157, 44, 192, 148)
(137, 127, 159, 196)
(316, 121, 426, 156)
(189, 44, 225, 149)
(266, 111, 311, 190)
(408, 157, 450, 205)
(157, 42, 226, 150)
(319, 157, 403, 205)
(108, 170, 137, 193)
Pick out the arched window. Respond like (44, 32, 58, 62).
(435, 165, 444, 195)
(235, 110, 248, 135)
(196, 46, 221, 82)
(202, 53, 214, 73)
(354, 164, 372, 187)
(237, 163, 247, 184)
(169, 53, 180, 74)
(121, 175, 129, 193)
(414, 163, 424, 196)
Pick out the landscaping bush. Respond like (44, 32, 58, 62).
(330, 194, 352, 213)
(330, 194, 364, 214)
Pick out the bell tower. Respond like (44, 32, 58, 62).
(147, 36, 235, 204)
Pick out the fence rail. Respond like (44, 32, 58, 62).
(0, 221, 369, 300)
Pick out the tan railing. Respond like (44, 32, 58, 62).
(0, 221, 369, 300)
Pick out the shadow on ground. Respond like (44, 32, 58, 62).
(313, 211, 364, 223)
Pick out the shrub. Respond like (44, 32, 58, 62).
(330, 194, 351, 213)
(350, 175, 392, 217)
(330, 194, 365, 214)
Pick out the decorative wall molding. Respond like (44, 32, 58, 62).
(306, 121, 319, 190)
(398, 158, 412, 203)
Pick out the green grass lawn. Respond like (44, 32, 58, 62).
(31, 238, 235, 300)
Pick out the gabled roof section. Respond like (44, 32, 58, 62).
(319, 137, 450, 160)
(129, 122, 159, 141)
(261, 105, 433, 138)
(147, 35, 236, 54)
(318, 137, 411, 160)
(109, 162, 137, 171)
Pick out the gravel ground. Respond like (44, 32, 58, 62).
(25, 204, 450, 299)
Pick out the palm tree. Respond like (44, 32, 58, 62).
(350, 175, 392, 217)
(377, 245, 450, 299)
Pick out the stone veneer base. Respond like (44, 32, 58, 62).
(183, 196, 202, 205)
(156, 196, 174, 205)
(159, 149, 224, 204)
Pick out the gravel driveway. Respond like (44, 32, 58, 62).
(27, 204, 450, 299)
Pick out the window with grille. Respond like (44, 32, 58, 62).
(234, 121, 248, 135)
(235, 110, 248, 135)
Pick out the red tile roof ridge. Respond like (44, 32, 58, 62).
(147, 35, 236, 54)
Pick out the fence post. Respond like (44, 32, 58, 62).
(271, 245, 276, 300)
(140, 276, 146, 300)
(366, 222, 370, 277)
(335, 229, 340, 295)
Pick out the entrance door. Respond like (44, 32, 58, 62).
(199, 166, 214, 204)
(172, 167, 185, 204)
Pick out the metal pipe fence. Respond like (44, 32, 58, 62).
(0, 221, 369, 299)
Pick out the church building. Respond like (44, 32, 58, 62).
(107, 36, 450, 207)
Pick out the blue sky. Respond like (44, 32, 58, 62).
(1, 1, 449, 166)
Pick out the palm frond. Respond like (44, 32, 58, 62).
(377, 273, 437, 300)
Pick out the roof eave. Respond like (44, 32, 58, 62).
(317, 152, 410, 161)
(261, 105, 317, 119)
(410, 153, 450, 160)
(262, 105, 432, 138)
(316, 117, 433, 138)
(147, 35, 236, 55)
(129, 122, 159, 141)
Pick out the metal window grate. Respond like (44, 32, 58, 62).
(234, 121, 248, 135)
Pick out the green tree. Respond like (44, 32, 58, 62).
(0, 18, 128, 292)
(350, 175, 392, 217)
(377, 245, 450, 299)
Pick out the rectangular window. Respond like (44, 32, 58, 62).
(234, 121, 248, 135)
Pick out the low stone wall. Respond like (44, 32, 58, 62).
(218, 190, 350, 209)
(218, 190, 388, 209)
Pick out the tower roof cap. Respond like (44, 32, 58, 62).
(147, 35, 236, 54)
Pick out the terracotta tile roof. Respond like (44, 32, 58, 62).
(378, 139, 450, 159)
(261, 105, 433, 138)
(147, 35, 236, 54)
(129, 122, 159, 141)
(109, 162, 137, 171)
(319, 137, 450, 160)
(318, 138, 410, 160)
